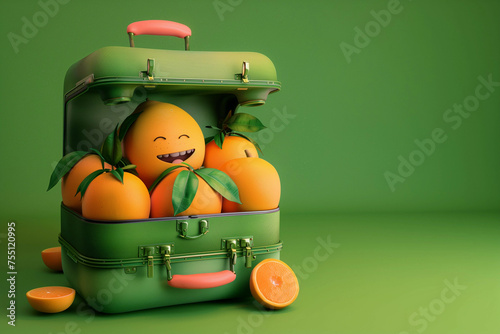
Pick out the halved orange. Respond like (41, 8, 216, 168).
(41, 247, 63, 272)
(26, 286, 75, 313)
(250, 259, 299, 309)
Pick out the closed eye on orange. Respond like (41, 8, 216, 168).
(179, 134, 190, 139)
(154, 136, 166, 141)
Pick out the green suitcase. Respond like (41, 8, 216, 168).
(59, 20, 282, 313)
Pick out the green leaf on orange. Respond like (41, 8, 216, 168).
(101, 125, 122, 166)
(111, 168, 124, 184)
(121, 164, 137, 170)
(148, 165, 186, 193)
(47, 151, 88, 191)
(172, 170, 199, 216)
(118, 157, 139, 176)
(214, 131, 225, 150)
(195, 168, 241, 204)
(119, 112, 141, 141)
(227, 113, 266, 133)
(75, 169, 106, 198)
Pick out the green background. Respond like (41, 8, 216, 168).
(1, 0, 499, 333)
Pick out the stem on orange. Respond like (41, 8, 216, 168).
(245, 149, 254, 158)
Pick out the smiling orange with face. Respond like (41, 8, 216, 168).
(123, 101, 205, 188)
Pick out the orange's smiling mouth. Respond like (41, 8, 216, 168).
(157, 149, 195, 164)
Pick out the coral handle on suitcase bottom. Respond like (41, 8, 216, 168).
(127, 20, 191, 49)
(167, 270, 236, 289)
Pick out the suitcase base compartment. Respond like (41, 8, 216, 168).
(59, 206, 281, 313)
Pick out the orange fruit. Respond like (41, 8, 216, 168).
(250, 259, 299, 309)
(219, 158, 280, 212)
(150, 168, 222, 218)
(41, 247, 62, 272)
(204, 136, 258, 170)
(26, 286, 75, 313)
(61, 154, 110, 213)
(123, 102, 205, 188)
(82, 172, 150, 220)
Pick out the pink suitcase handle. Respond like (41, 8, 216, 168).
(126, 20, 191, 50)
(167, 270, 236, 289)
(127, 20, 191, 38)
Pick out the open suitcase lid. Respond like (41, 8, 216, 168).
(64, 20, 280, 107)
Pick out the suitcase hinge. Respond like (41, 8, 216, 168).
(226, 239, 237, 273)
(221, 236, 254, 271)
(242, 61, 249, 83)
(140, 58, 155, 81)
(161, 245, 173, 281)
(139, 243, 175, 279)
(147, 58, 155, 80)
(241, 238, 253, 268)
(235, 61, 250, 83)
(145, 246, 155, 278)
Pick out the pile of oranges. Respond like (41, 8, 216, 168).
(48, 100, 281, 220)
(43, 100, 298, 312)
